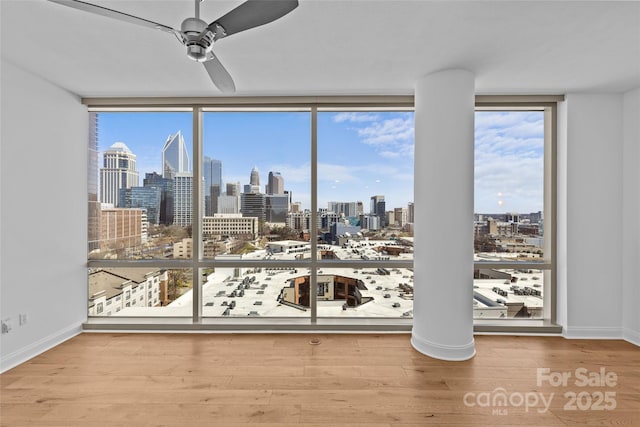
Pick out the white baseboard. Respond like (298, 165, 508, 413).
(562, 326, 623, 340)
(1, 323, 82, 373)
(623, 328, 640, 347)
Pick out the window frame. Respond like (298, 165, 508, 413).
(86, 95, 559, 332)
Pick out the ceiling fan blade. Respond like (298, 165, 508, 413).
(210, 0, 298, 39)
(48, 0, 178, 34)
(203, 55, 236, 93)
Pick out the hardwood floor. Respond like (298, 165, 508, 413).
(1, 334, 639, 426)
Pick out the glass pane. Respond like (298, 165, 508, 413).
(202, 265, 310, 318)
(317, 111, 414, 254)
(88, 268, 193, 317)
(314, 267, 414, 318)
(473, 268, 546, 319)
(474, 111, 545, 261)
(202, 111, 311, 260)
(89, 111, 193, 260)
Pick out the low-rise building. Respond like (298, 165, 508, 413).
(203, 214, 259, 240)
(88, 268, 166, 316)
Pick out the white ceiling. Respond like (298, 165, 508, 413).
(1, 0, 639, 97)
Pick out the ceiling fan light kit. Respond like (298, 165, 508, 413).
(48, 0, 299, 93)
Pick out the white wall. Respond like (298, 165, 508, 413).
(622, 88, 640, 345)
(1, 60, 88, 372)
(559, 94, 624, 338)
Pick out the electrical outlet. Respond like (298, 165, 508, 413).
(1, 318, 12, 334)
(19, 314, 28, 326)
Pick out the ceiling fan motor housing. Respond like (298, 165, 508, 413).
(181, 17, 214, 62)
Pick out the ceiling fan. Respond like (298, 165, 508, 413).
(48, 0, 299, 93)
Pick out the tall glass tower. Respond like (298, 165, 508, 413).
(100, 142, 139, 207)
(162, 130, 190, 179)
(267, 171, 284, 195)
(370, 195, 386, 227)
(173, 174, 193, 227)
(204, 156, 222, 215)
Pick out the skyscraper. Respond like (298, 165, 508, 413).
(204, 156, 222, 215)
(226, 182, 241, 196)
(267, 171, 284, 195)
(244, 167, 261, 194)
(88, 112, 100, 253)
(370, 195, 386, 227)
(162, 131, 190, 179)
(119, 186, 162, 224)
(265, 194, 289, 223)
(218, 195, 241, 214)
(250, 166, 260, 186)
(394, 207, 407, 227)
(144, 172, 174, 225)
(241, 192, 266, 221)
(328, 201, 358, 217)
(173, 174, 193, 227)
(407, 202, 415, 224)
(100, 141, 139, 207)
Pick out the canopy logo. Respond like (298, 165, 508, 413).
(463, 388, 554, 415)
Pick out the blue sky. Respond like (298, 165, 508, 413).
(97, 110, 543, 214)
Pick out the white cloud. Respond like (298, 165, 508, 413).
(473, 111, 545, 212)
(357, 116, 414, 147)
(379, 143, 414, 159)
(332, 112, 415, 160)
(332, 112, 380, 123)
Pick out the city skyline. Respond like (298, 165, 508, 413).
(97, 110, 544, 214)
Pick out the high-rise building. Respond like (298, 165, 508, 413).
(320, 211, 341, 231)
(287, 211, 310, 231)
(100, 142, 139, 207)
(407, 202, 415, 224)
(266, 171, 284, 195)
(286, 210, 320, 232)
(209, 185, 221, 216)
(119, 186, 162, 224)
(218, 195, 241, 214)
(328, 201, 358, 217)
(173, 174, 193, 227)
(241, 192, 266, 222)
(394, 207, 407, 227)
(265, 194, 289, 223)
(226, 182, 241, 196)
(144, 172, 174, 225)
(88, 112, 100, 253)
(162, 131, 189, 179)
(250, 166, 260, 187)
(360, 214, 381, 231)
(370, 195, 386, 227)
(244, 167, 261, 194)
(204, 157, 222, 215)
(290, 202, 303, 213)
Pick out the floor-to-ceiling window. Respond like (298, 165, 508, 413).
(473, 100, 556, 323)
(86, 97, 556, 328)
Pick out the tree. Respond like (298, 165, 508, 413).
(166, 269, 189, 302)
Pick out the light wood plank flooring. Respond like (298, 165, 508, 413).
(1, 334, 639, 426)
